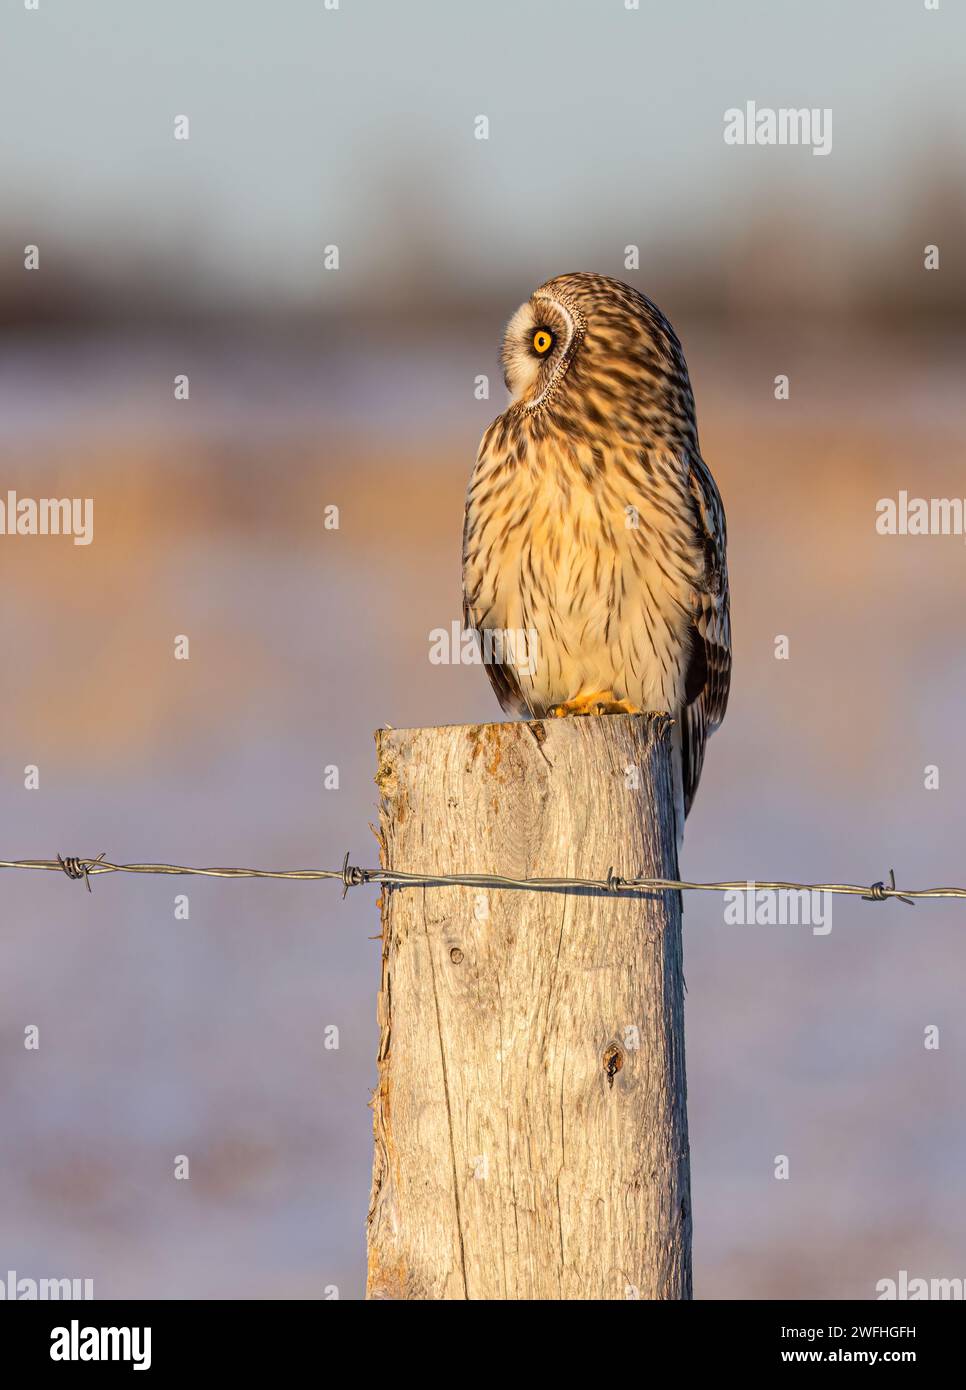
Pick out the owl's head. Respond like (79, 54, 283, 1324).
(500, 283, 587, 409)
(499, 272, 696, 446)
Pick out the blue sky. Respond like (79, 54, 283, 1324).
(4, 0, 964, 303)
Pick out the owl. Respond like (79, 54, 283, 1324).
(462, 272, 730, 840)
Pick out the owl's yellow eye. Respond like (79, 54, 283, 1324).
(532, 328, 554, 355)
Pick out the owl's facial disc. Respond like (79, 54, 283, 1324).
(501, 293, 580, 407)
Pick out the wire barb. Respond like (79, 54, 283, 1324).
(56, 852, 106, 893)
(862, 868, 915, 907)
(340, 852, 370, 899)
(605, 866, 627, 893)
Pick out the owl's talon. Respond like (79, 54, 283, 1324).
(549, 692, 626, 717)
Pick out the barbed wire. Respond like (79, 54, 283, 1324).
(0, 855, 963, 906)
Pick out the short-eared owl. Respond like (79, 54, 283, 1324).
(462, 272, 730, 837)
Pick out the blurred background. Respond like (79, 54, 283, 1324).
(1, 0, 965, 1299)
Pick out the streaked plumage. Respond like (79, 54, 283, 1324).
(462, 272, 731, 838)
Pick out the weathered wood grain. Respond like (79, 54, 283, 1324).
(366, 714, 691, 1301)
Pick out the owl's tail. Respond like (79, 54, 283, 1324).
(668, 721, 687, 856)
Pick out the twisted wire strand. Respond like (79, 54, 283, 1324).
(0, 856, 958, 904)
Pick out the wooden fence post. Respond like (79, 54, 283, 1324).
(366, 713, 691, 1301)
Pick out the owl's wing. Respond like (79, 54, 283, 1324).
(680, 452, 732, 815)
(461, 490, 532, 718)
